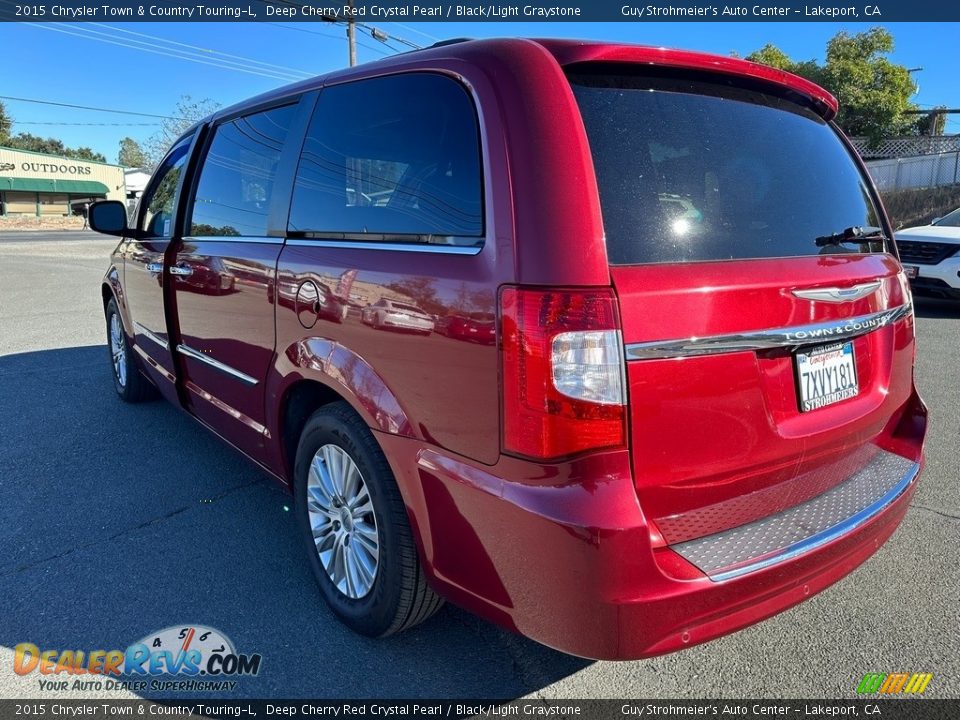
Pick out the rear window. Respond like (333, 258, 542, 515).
(569, 70, 885, 265)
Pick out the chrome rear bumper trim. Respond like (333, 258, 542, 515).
(671, 449, 919, 582)
(625, 304, 912, 361)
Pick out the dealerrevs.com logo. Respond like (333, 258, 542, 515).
(14, 625, 262, 693)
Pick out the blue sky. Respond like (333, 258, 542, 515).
(1, 21, 956, 164)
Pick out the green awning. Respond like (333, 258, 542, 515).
(0, 177, 110, 194)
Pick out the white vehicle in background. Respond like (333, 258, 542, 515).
(361, 298, 435, 334)
(895, 208, 960, 299)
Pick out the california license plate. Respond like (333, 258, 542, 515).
(903, 265, 919, 279)
(795, 341, 859, 412)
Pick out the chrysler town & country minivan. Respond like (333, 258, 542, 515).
(90, 38, 926, 659)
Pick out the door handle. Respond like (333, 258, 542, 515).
(169, 264, 194, 277)
(145, 262, 163, 274)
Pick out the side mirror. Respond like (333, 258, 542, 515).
(88, 200, 129, 237)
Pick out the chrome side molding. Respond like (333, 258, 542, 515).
(624, 304, 912, 361)
(791, 280, 882, 303)
(133, 322, 169, 351)
(177, 344, 259, 386)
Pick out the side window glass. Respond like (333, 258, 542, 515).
(189, 104, 297, 237)
(289, 73, 484, 245)
(140, 139, 191, 238)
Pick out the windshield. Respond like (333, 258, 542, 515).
(933, 208, 960, 227)
(569, 69, 886, 265)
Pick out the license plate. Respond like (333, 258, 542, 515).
(903, 265, 919, 279)
(795, 342, 859, 412)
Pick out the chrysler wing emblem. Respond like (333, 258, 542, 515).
(791, 280, 882, 303)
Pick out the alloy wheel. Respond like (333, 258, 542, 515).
(109, 313, 127, 388)
(306, 443, 380, 599)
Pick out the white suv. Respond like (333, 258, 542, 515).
(895, 207, 960, 299)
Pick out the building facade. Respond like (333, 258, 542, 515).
(0, 146, 126, 217)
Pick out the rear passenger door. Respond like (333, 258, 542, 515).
(169, 101, 303, 463)
(275, 73, 502, 464)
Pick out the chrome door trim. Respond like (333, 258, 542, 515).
(176, 344, 259, 386)
(285, 239, 483, 255)
(791, 280, 882, 303)
(624, 304, 912, 361)
(133, 322, 169, 351)
(181, 235, 284, 245)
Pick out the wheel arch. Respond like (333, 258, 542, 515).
(102, 265, 132, 335)
(273, 339, 415, 483)
(278, 379, 344, 484)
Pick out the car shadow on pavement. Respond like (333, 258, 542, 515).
(912, 296, 960, 318)
(0, 346, 591, 700)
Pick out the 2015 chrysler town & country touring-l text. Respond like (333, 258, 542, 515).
(91, 38, 926, 660)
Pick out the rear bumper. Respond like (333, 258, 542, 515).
(377, 391, 926, 660)
(383, 315, 434, 331)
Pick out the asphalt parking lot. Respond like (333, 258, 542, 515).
(0, 233, 957, 700)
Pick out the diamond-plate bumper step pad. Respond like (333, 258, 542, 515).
(671, 449, 919, 582)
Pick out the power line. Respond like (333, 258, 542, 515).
(257, 0, 422, 60)
(0, 94, 185, 120)
(390, 22, 441, 43)
(12, 121, 162, 127)
(903, 108, 960, 114)
(357, 22, 421, 49)
(36, 23, 306, 81)
(269, 22, 393, 58)
(26, 23, 307, 82)
(87, 23, 315, 78)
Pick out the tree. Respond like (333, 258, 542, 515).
(748, 27, 919, 146)
(4, 132, 107, 162)
(145, 95, 220, 168)
(118, 136, 148, 168)
(0, 101, 12, 145)
(71, 146, 108, 163)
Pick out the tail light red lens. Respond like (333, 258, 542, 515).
(499, 287, 626, 460)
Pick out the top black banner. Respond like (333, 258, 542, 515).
(1, 0, 959, 22)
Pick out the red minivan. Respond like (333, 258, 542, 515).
(90, 38, 926, 660)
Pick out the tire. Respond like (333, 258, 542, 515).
(294, 402, 443, 637)
(105, 297, 156, 403)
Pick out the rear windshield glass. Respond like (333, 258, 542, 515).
(569, 71, 885, 265)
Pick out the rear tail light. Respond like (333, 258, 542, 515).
(499, 287, 626, 460)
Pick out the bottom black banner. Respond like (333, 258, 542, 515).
(1, 700, 955, 720)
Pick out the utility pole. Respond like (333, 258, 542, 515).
(346, 0, 357, 67)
